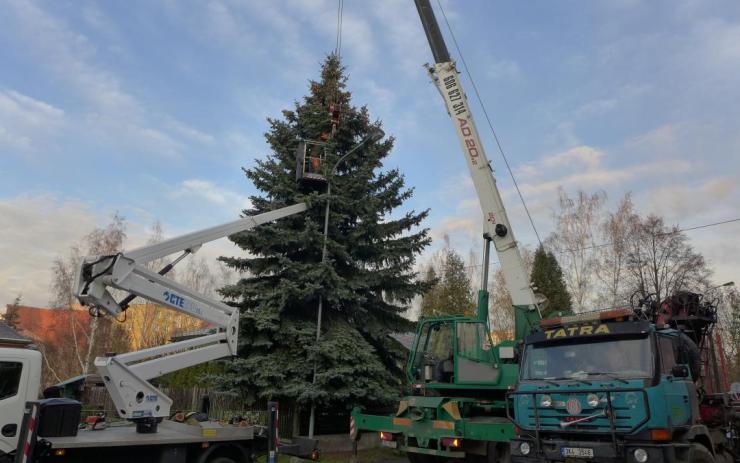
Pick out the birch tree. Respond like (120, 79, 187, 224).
(595, 193, 638, 307)
(47, 214, 129, 382)
(126, 221, 217, 351)
(546, 189, 606, 311)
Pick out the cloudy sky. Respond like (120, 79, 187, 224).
(1, 0, 739, 308)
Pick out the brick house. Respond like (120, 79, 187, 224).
(7, 305, 91, 350)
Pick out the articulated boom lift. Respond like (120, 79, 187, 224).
(74, 202, 307, 432)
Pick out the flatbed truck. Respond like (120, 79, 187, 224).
(1, 205, 311, 463)
(509, 292, 740, 463)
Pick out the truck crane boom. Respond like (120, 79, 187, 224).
(73, 202, 307, 431)
(349, 5, 543, 461)
(414, 0, 538, 320)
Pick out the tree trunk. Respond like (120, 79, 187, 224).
(292, 402, 301, 437)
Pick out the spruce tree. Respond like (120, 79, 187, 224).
(420, 249, 475, 317)
(219, 55, 431, 421)
(531, 245, 573, 318)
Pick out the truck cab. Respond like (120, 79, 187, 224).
(352, 315, 524, 462)
(0, 348, 41, 459)
(408, 316, 514, 389)
(509, 301, 739, 463)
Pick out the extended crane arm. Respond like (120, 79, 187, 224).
(414, 0, 539, 331)
(73, 202, 307, 425)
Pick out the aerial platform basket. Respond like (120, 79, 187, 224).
(295, 139, 328, 186)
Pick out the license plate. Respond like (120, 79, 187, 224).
(381, 440, 397, 448)
(561, 447, 594, 458)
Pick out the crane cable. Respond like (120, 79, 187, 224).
(335, 0, 344, 59)
(435, 0, 543, 246)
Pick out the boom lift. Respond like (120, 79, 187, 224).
(350, 1, 541, 461)
(2, 203, 308, 463)
(74, 202, 307, 433)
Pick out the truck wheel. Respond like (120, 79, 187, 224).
(688, 443, 715, 463)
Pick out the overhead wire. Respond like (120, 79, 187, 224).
(462, 217, 740, 270)
(435, 0, 543, 246)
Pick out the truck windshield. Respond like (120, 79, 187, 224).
(521, 336, 652, 381)
(410, 321, 454, 382)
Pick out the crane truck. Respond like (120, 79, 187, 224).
(350, 1, 542, 461)
(0, 203, 310, 463)
(509, 291, 740, 463)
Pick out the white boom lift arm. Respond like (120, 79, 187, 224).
(74, 202, 307, 427)
(414, 0, 538, 310)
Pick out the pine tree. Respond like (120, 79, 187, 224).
(531, 245, 573, 318)
(420, 249, 475, 317)
(219, 55, 431, 422)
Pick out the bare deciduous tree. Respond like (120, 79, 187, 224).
(624, 215, 711, 303)
(717, 287, 740, 384)
(487, 248, 534, 337)
(546, 189, 606, 311)
(595, 193, 637, 307)
(45, 213, 129, 386)
(126, 220, 226, 351)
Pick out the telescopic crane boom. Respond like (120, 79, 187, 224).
(74, 202, 307, 431)
(414, 0, 539, 332)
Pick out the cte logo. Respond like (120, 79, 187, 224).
(163, 291, 185, 308)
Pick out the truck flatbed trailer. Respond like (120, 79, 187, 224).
(42, 420, 255, 450)
(12, 400, 264, 463)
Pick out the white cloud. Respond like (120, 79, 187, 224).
(0, 90, 65, 151)
(641, 177, 739, 227)
(573, 98, 618, 117)
(163, 117, 216, 145)
(0, 195, 97, 307)
(430, 217, 478, 242)
(488, 59, 522, 80)
(3, 0, 213, 159)
(540, 146, 604, 170)
(510, 143, 692, 199)
(626, 124, 679, 155)
(172, 179, 252, 210)
(0, 193, 249, 308)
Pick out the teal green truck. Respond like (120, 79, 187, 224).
(509, 292, 740, 463)
(351, 298, 540, 462)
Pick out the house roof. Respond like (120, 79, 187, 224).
(9, 305, 91, 348)
(0, 320, 33, 345)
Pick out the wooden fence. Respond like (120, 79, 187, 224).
(84, 386, 296, 437)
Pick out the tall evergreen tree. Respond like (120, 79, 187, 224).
(219, 55, 431, 422)
(531, 245, 573, 318)
(420, 249, 475, 317)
